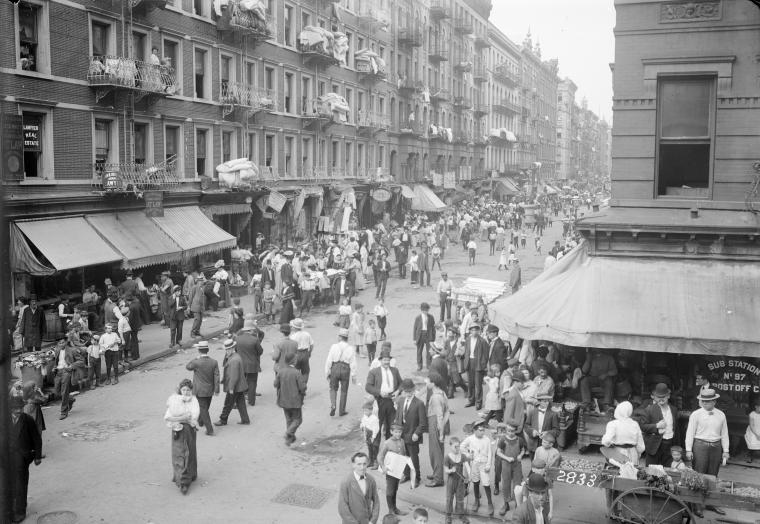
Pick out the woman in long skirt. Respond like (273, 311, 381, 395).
(164, 378, 200, 495)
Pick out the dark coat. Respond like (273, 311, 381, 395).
(221, 352, 247, 393)
(486, 337, 509, 371)
(167, 295, 188, 321)
(128, 298, 143, 331)
(236, 331, 263, 374)
(365, 366, 402, 400)
(274, 365, 307, 409)
(280, 263, 294, 285)
(10, 412, 42, 464)
(509, 495, 551, 524)
(394, 396, 427, 444)
(429, 355, 450, 386)
(524, 407, 560, 440)
(338, 472, 380, 524)
(462, 336, 489, 372)
(635, 401, 681, 456)
(20, 307, 45, 347)
(185, 356, 220, 397)
(412, 313, 436, 343)
(260, 266, 276, 288)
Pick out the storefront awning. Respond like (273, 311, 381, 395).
(151, 206, 237, 259)
(85, 212, 184, 270)
(489, 243, 760, 357)
(494, 178, 519, 196)
(201, 203, 252, 216)
(14, 217, 122, 272)
(400, 185, 416, 199)
(411, 184, 447, 212)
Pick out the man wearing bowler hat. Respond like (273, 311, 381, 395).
(394, 379, 426, 488)
(413, 303, 436, 371)
(685, 388, 729, 516)
(511, 474, 551, 524)
(635, 383, 680, 466)
(365, 347, 403, 440)
(462, 323, 489, 409)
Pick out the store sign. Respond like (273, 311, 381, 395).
(23, 121, 40, 151)
(1, 114, 24, 181)
(703, 357, 760, 395)
(267, 190, 287, 213)
(102, 171, 123, 192)
(372, 188, 392, 202)
(144, 191, 164, 217)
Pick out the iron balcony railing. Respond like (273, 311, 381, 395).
(398, 26, 423, 46)
(472, 63, 488, 82)
(218, 0, 273, 37)
(219, 82, 278, 111)
(355, 3, 390, 25)
(87, 55, 176, 95)
(454, 17, 474, 34)
(428, 43, 449, 62)
(492, 64, 519, 86)
(357, 110, 390, 130)
(94, 155, 179, 192)
(474, 31, 490, 48)
(454, 96, 472, 109)
(493, 98, 521, 115)
(399, 121, 423, 137)
(430, 88, 451, 103)
(429, 0, 451, 20)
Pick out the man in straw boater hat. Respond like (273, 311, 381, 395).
(185, 341, 219, 436)
(214, 339, 250, 427)
(685, 388, 729, 517)
(635, 382, 680, 467)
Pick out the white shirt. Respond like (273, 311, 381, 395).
(380, 367, 394, 396)
(421, 313, 427, 331)
(660, 404, 674, 440)
(537, 409, 546, 434)
(534, 508, 545, 524)
(469, 336, 478, 358)
(57, 347, 68, 370)
(290, 330, 314, 351)
(324, 340, 357, 378)
(354, 471, 367, 494)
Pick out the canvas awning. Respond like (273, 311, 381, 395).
(85, 211, 184, 269)
(201, 203, 252, 216)
(400, 185, 416, 199)
(494, 178, 519, 196)
(411, 184, 447, 212)
(151, 206, 237, 259)
(489, 243, 760, 357)
(13, 217, 122, 272)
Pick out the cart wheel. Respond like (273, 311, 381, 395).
(607, 487, 692, 524)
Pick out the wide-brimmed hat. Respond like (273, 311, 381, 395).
(214, 259, 225, 269)
(283, 250, 294, 257)
(172, 285, 180, 292)
(338, 327, 349, 338)
(400, 378, 416, 392)
(222, 339, 237, 350)
(290, 318, 304, 330)
(193, 341, 209, 349)
(697, 388, 720, 401)
(652, 383, 671, 398)
(526, 474, 548, 493)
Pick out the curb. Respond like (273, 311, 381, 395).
(126, 326, 230, 370)
(397, 486, 504, 522)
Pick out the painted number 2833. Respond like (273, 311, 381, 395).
(556, 470, 597, 487)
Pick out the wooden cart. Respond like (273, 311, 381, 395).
(547, 465, 760, 524)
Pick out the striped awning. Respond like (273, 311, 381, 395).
(400, 185, 416, 199)
(151, 206, 237, 259)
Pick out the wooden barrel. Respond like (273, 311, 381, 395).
(43, 309, 63, 341)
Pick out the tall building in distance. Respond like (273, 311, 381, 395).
(556, 78, 577, 182)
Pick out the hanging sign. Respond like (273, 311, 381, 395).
(443, 171, 456, 189)
(267, 190, 287, 213)
(372, 188, 392, 202)
(144, 191, 164, 217)
(102, 170, 123, 192)
(2, 114, 24, 181)
(432, 171, 443, 187)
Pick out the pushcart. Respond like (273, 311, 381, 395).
(547, 460, 760, 523)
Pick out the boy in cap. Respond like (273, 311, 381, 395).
(444, 435, 471, 524)
(86, 334, 102, 389)
(534, 432, 561, 469)
(496, 419, 527, 516)
(461, 420, 495, 516)
(378, 422, 416, 516)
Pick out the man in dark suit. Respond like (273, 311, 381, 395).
(365, 347, 402, 440)
(418, 244, 431, 287)
(167, 285, 187, 349)
(9, 396, 42, 523)
(236, 316, 264, 406)
(53, 340, 85, 420)
(215, 339, 250, 426)
(394, 379, 427, 487)
(185, 341, 220, 435)
(462, 323, 489, 409)
(412, 302, 436, 371)
(635, 383, 680, 466)
(429, 344, 450, 393)
(485, 324, 508, 372)
(126, 294, 143, 360)
(523, 394, 560, 452)
(374, 252, 391, 300)
(19, 297, 45, 352)
(260, 259, 276, 289)
(338, 452, 380, 524)
(274, 352, 307, 445)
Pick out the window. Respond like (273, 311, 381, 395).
(245, 61, 257, 86)
(221, 54, 232, 100)
(222, 130, 234, 163)
(94, 118, 116, 174)
(247, 132, 257, 162)
(318, 81, 325, 96)
(331, 141, 339, 168)
(284, 5, 293, 46)
(301, 76, 311, 113)
(22, 112, 44, 178)
(193, 0, 206, 17)
(345, 32, 353, 67)
(331, 84, 339, 95)
(17, 2, 49, 73)
(302, 137, 312, 173)
(656, 77, 714, 197)
(133, 122, 150, 164)
(345, 142, 353, 170)
(265, 134, 275, 167)
(344, 88, 352, 123)
(195, 128, 209, 177)
(357, 143, 364, 171)
(284, 136, 294, 177)
(301, 12, 311, 32)
(91, 20, 112, 57)
(284, 72, 294, 113)
(163, 39, 181, 89)
(194, 48, 209, 99)
(132, 31, 148, 62)
(165, 124, 182, 176)
(265, 66, 275, 91)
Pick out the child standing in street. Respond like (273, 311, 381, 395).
(117, 306, 132, 363)
(520, 230, 527, 249)
(444, 436, 471, 524)
(86, 334, 102, 389)
(364, 318, 379, 363)
(262, 281, 276, 324)
(361, 399, 381, 469)
(483, 364, 503, 423)
(348, 302, 366, 355)
(462, 420, 495, 516)
(378, 422, 416, 516)
(534, 433, 561, 468)
(337, 298, 352, 329)
(466, 238, 477, 266)
(498, 247, 508, 270)
(373, 299, 388, 340)
(495, 420, 527, 516)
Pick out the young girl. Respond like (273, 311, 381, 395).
(336, 298, 352, 329)
(444, 436, 471, 524)
(409, 249, 419, 288)
(745, 401, 760, 462)
(228, 297, 244, 333)
(373, 299, 388, 340)
(483, 364, 503, 423)
(495, 421, 527, 515)
(262, 281, 276, 324)
(498, 247, 508, 270)
(364, 318, 379, 363)
(348, 302, 366, 355)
